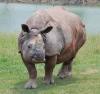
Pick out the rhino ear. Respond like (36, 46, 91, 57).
(40, 26, 53, 34)
(21, 24, 30, 33)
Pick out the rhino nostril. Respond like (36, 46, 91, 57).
(31, 53, 37, 58)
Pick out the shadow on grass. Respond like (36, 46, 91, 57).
(13, 76, 78, 94)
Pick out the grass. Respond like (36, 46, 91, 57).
(0, 32, 100, 94)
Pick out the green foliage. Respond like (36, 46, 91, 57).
(0, 32, 100, 94)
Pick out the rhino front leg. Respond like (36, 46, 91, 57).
(23, 61, 37, 89)
(58, 59, 73, 79)
(44, 55, 57, 85)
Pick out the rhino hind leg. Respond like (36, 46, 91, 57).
(58, 59, 73, 79)
(44, 55, 57, 85)
(23, 61, 37, 89)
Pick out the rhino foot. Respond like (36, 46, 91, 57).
(58, 71, 72, 79)
(43, 77, 54, 85)
(24, 79, 37, 89)
(57, 71, 66, 79)
(66, 72, 72, 79)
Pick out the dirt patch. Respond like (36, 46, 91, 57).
(80, 68, 99, 75)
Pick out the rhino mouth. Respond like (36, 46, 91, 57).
(32, 58, 45, 62)
(31, 50, 46, 62)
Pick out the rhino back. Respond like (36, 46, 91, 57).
(46, 7, 81, 29)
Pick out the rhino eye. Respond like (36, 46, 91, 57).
(28, 44, 32, 49)
(38, 40, 42, 43)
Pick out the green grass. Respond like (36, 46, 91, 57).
(0, 32, 100, 94)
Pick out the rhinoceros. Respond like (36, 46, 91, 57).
(18, 6, 86, 89)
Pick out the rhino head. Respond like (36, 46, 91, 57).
(20, 24, 53, 62)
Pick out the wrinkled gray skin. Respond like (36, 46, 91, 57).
(18, 7, 86, 89)
(19, 24, 51, 62)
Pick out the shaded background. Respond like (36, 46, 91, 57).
(0, 1, 100, 33)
